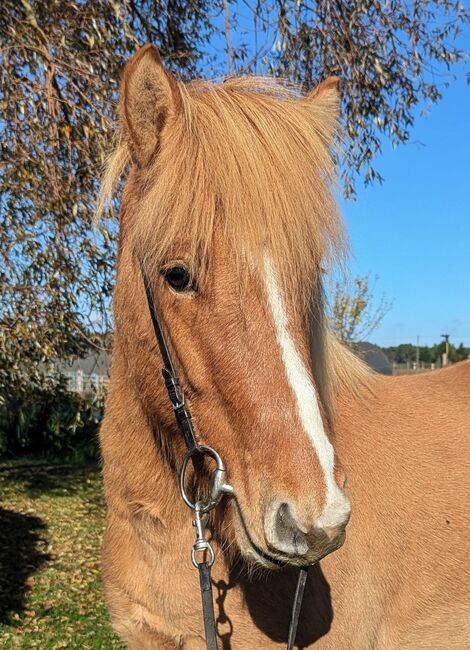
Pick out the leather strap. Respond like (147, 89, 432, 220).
(141, 265, 198, 452)
(198, 562, 218, 650)
(287, 567, 309, 650)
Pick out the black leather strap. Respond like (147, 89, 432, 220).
(141, 264, 198, 452)
(287, 567, 309, 650)
(198, 562, 218, 650)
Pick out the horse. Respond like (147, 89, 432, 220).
(98, 44, 470, 649)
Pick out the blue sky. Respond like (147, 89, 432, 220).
(339, 73, 470, 348)
(206, 6, 469, 348)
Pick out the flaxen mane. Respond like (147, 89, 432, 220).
(99, 74, 370, 419)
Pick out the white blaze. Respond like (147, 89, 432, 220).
(264, 257, 350, 527)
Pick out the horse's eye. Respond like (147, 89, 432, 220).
(162, 266, 196, 292)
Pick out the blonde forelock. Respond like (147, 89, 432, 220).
(102, 76, 346, 315)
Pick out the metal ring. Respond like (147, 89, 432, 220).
(191, 543, 216, 568)
(178, 445, 227, 513)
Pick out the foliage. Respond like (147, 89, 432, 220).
(0, 462, 124, 648)
(242, 0, 470, 195)
(0, 0, 215, 402)
(329, 273, 392, 343)
(382, 341, 470, 365)
(1, 1, 468, 403)
(0, 379, 103, 460)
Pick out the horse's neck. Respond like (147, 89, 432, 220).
(101, 343, 187, 528)
(331, 375, 383, 503)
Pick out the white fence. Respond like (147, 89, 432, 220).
(63, 369, 109, 395)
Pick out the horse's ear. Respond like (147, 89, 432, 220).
(120, 44, 181, 167)
(305, 77, 340, 142)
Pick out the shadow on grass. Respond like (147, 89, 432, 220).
(0, 507, 51, 623)
(0, 462, 101, 498)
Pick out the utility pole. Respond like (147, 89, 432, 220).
(416, 335, 420, 368)
(441, 333, 450, 367)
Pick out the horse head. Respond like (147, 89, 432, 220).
(104, 44, 361, 569)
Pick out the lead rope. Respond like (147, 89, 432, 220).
(287, 567, 309, 650)
(194, 505, 218, 650)
(140, 263, 308, 650)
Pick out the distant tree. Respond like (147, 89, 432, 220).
(418, 346, 431, 364)
(447, 341, 470, 363)
(381, 341, 470, 366)
(1, 0, 468, 401)
(329, 274, 392, 343)
(381, 344, 409, 364)
(455, 343, 470, 361)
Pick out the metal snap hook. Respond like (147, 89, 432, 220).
(191, 502, 216, 568)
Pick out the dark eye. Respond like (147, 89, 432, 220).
(162, 266, 196, 292)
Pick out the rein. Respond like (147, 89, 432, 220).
(141, 264, 308, 650)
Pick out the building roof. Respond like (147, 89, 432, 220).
(353, 342, 392, 375)
(56, 340, 392, 384)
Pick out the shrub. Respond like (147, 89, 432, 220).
(0, 379, 103, 461)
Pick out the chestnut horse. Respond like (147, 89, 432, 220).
(99, 44, 470, 649)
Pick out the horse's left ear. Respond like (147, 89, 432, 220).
(305, 76, 340, 142)
(119, 44, 182, 167)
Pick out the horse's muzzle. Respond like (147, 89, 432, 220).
(264, 498, 351, 562)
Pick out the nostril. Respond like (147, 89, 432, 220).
(276, 502, 295, 533)
(266, 501, 309, 556)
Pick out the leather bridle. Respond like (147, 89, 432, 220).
(140, 263, 309, 650)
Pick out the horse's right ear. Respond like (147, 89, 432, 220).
(120, 44, 181, 167)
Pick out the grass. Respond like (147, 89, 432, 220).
(0, 460, 125, 649)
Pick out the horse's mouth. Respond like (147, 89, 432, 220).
(229, 498, 346, 570)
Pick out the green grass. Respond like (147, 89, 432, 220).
(0, 460, 125, 649)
